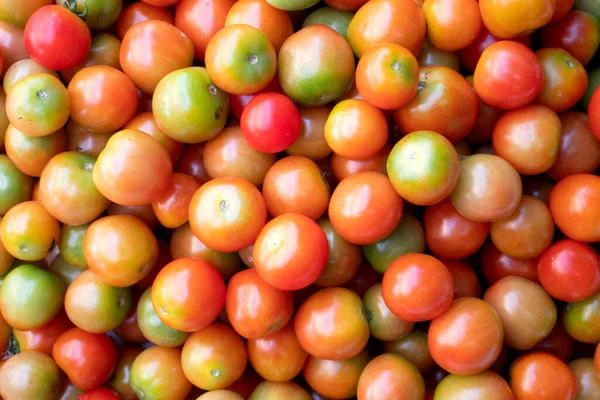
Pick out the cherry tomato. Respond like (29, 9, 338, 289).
(77, 388, 121, 400)
(3, 58, 58, 94)
(445, 260, 481, 298)
(422, 0, 481, 51)
(480, 241, 539, 284)
(24, 5, 91, 70)
(532, 322, 574, 363)
(116, 2, 174, 40)
(174, 143, 212, 184)
(416, 38, 461, 71)
(248, 381, 311, 400)
(357, 353, 425, 400)
(479, 0, 555, 38)
(0, 22, 28, 75)
(5, 124, 66, 178)
(590, 87, 600, 141)
(0, 351, 60, 400)
(151, 173, 200, 229)
(13, 309, 73, 356)
(363, 283, 414, 341)
(198, 391, 244, 400)
(0, 154, 33, 215)
(107, 345, 143, 400)
(137, 287, 190, 347)
(542, 10, 600, 66)
(286, 106, 332, 160)
(57, 0, 122, 31)
(303, 350, 368, 399)
(253, 213, 328, 291)
(563, 289, 600, 343)
(123, 112, 184, 163)
(384, 329, 435, 375)
(66, 121, 113, 159)
(60, 32, 122, 84)
(315, 217, 362, 287)
(53, 328, 117, 391)
(510, 352, 577, 400)
(105, 203, 159, 231)
(433, 371, 514, 400)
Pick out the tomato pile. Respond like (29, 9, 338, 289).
(0, 0, 599, 399)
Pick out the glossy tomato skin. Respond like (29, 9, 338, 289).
(428, 297, 503, 375)
(53, 328, 117, 391)
(474, 41, 543, 110)
(241, 92, 301, 153)
(253, 213, 329, 291)
(0, 351, 60, 400)
(0, 0, 52, 28)
(542, 10, 600, 66)
(77, 388, 121, 400)
(13, 309, 73, 356)
(433, 371, 514, 400)
(137, 287, 190, 347)
(24, 5, 91, 70)
(532, 322, 574, 363)
(422, 0, 482, 52)
(174, 143, 211, 184)
(563, 289, 600, 343)
(124, 112, 185, 164)
(303, 350, 368, 399)
(363, 283, 414, 341)
(0, 153, 33, 214)
(590, 87, 600, 141)
(151, 257, 226, 332)
(248, 381, 311, 400)
(357, 353, 425, 400)
(479, 0, 554, 38)
(510, 352, 577, 400)
(480, 242, 539, 284)
(549, 174, 600, 242)
(115, 2, 174, 40)
(382, 253, 454, 322)
(384, 330, 435, 375)
(294, 287, 370, 360)
(3, 58, 58, 94)
(286, 107, 332, 158)
(315, 217, 362, 287)
(417, 38, 461, 71)
(151, 173, 200, 229)
(445, 261, 481, 299)
(0, 22, 28, 75)
(5, 124, 66, 178)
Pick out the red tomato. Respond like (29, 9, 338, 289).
(78, 388, 121, 400)
(589, 87, 600, 141)
(240, 92, 302, 153)
(510, 352, 577, 400)
(357, 354, 425, 400)
(115, 2, 174, 40)
(24, 5, 91, 70)
(542, 10, 600, 66)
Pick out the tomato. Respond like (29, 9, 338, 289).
(93, 129, 172, 206)
(303, 350, 368, 399)
(563, 290, 600, 343)
(153, 67, 230, 143)
(591, 87, 600, 141)
(254, 213, 328, 291)
(249, 381, 311, 400)
(124, 112, 184, 163)
(3, 58, 58, 94)
(137, 287, 190, 347)
(569, 358, 600, 400)
(532, 322, 574, 363)
(479, 0, 554, 38)
(510, 352, 577, 400)
(240, 93, 301, 153)
(484, 276, 556, 350)
(433, 371, 514, 400)
(247, 323, 307, 382)
(77, 388, 120, 400)
(107, 345, 143, 400)
(347, 0, 425, 57)
(329, 172, 403, 245)
(450, 154, 522, 222)
(13, 309, 73, 356)
(65, 269, 132, 333)
(357, 354, 425, 400)
(199, 391, 244, 400)
(114, 293, 145, 343)
(314, 218, 361, 287)
(0, 22, 28, 75)
(0, 351, 60, 400)
(279, 25, 355, 106)
(57, 0, 122, 31)
(53, 328, 117, 391)
(48, 254, 83, 287)
(522, 175, 555, 205)
(60, 32, 122, 84)
(423, 0, 481, 52)
(66, 121, 113, 159)
(182, 323, 248, 390)
(174, 143, 211, 184)
(106, 203, 159, 231)
(549, 174, 600, 242)
(152, 257, 226, 332)
(116, 2, 174, 40)
(0, 154, 32, 215)
(393, 67, 479, 143)
(24, 5, 91, 70)
(189, 177, 266, 252)
(225, 370, 263, 398)
(355, 43, 419, 110)
(480, 242, 539, 284)
(303, 7, 353, 38)
(0, 264, 63, 330)
(67, 66, 138, 134)
(0, 200, 60, 261)
(130, 346, 192, 400)
(363, 283, 414, 341)
(542, 10, 600, 66)
(294, 287, 369, 360)
(582, 67, 600, 110)
(0, 0, 52, 28)
(596, 345, 600, 376)
(474, 41, 543, 110)
(444, 260, 481, 298)
(416, 38, 461, 71)
(151, 173, 200, 229)
(384, 329, 435, 374)
(6, 73, 69, 137)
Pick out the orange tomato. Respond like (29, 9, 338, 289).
(423, 0, 482, 51)
(479, 0, 556, 39)
(151, 173, 201, 229)
(124, 112, 185, 163)
(115, 2, 174, 40)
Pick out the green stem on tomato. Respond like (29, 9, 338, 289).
(61, 0, 88, 20)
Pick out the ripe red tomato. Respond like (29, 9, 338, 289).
(77, 388, 121, 400)
(24, 5, 91, 70)
(241, 92, 302, 153)
(589, 87, 600, 141)
(357, 354, 425, 400)
(115, 2, 174, 40)
(510, 352, 577, 400)
(12, 309, 73, 356)
(542, 10, 600, 66)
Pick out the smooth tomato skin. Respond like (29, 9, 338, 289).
(68, 66, 139, 134)
(226, 268, 294, 340)
(182, 323, 248, 390)
(0, 0, 52, 28)
(24, 5, 91, 70)
(479, 0, 555, 38)
(433, 371, 514, 400)
(241, 92, 301, 153)
(229, 76, 283, 121)
(0, 153, 33, 215)
(357, 353, 426, 400)
(248, 381, 311, 400)
(3, 58, 58, 94)
(329, 172, 403, 245)
(84, 215, 158, 287)
(0, 22, 28, 75)
(480, 242, 539, 284)
(387, 130, 461, 206)
(542, 10, 600, 66)
(417, 38, 461, 71)
(596, 345, 600, 376)
(563, 290, 600, 343)
(65, 121, 113, 159)
(137, 287, 190, 347)
(303, 350, 369, 399)
(199, 391, 244, 400)
(121, 20, 194, 94)
(569, 358, 600, 400)
(538, 240, 600, 302)
(382, 253, 454, 322)
(532, 322, 574, 363)
(189, 177, 267, 253)
(422, 0, 482, 52)
(124, 112, 185, 163)
(355, 43, 419, 110)
(151, 257, 226, 332)
(93, 129, 173, 206)
(445, 261, 482, 299)
(53, 328, 117, 391)
(262, 156, 330, 220)
(294, 287, 370, 360)
(153, 67, 230, 144)
(315, 217, 362, 287)
(0, 351, 60, 400)
(449, 154, 522, 223)
(247, 323, 308, 382)
(6, 73, 70, 137)
(253, 213, 329, 291)
(324, 0, 367, 11)
(6, 125, 66, 179)
(77, 388, 121, 400)
(428, 297, 503, 375)
(175, 0, 236, 61)
(330, 144, 390, 182)
(151, 173, 200, 229)
(363, 283, 414, 341)
(130, 346, 192, 400)
(174, 143, 211, 184)
(13, 309, 73, 356)
(225, 0, 293, 53)
(589, 87, 600, 141)
(393, 67, 479, 143)
(510, 352, 577, 400)
(474, 41, 543, 110)
(484, 276, 556, 350)
(424, 198, 489, 261)
(107, 345, 143, 400)
(115, 2, 174, 40)
(536, 48, 588, 112)
(347, 0, 426, 57)
(106, 203, 159, 231)
(549, 174, 600, 242)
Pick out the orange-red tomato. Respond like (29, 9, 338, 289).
(115, 2, 174, 40)
(422, 0, 482, 51)
(479, 0, 555, 39)
(5, 124, 66, 178)
(175, 143, 212, 184)
(303, 350, 369, 399)
(151, 173, 200, 229)
(510, 352, 577, 400)
(12, 309, 73, 356)
(357, 354, 425, 400)
(124, 112, 185, 163)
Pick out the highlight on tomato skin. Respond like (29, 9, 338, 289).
(0, 1, 599, 398)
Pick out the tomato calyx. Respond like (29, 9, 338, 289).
(2, 336, 19, 360)
(62, 0, 88, 20)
